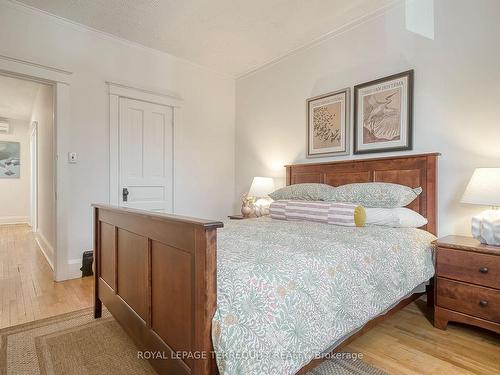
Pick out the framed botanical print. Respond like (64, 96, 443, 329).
(307, 88, 350, 158)
(353, 70, 413, 154)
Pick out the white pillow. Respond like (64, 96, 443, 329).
(365, 207, 427, 228)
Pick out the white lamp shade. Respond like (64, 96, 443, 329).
(461, 168, 500, 206)
(248, 177, 275, 198)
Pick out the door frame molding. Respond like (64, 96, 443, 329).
(0, 53, 72, 281)
(108, 82, 182, 209)
(30, 121, 38, 232)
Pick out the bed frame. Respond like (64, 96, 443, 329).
(93, 152, 439, 375)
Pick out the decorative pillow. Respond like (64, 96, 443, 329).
(365, 207, 427, 228)
(269, 183, 336, 201)
(326, 182, 422, 208)
(270, 200, 366, 227)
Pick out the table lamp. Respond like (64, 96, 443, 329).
(241, 177, 275, 217)
(461, 168, 500, 245)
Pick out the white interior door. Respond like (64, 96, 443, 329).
(119, 97, 173, 212)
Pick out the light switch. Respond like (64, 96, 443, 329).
(68, 152, 77, 163)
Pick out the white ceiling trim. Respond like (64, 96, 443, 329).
(237, 0, 403, 80)
(4, 0, 233, 79)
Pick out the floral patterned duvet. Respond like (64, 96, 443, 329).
(212, 217, 435, 375)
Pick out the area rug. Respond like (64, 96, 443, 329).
(0, 308, 155, 375)
(307, 357, 389, 375)
(0, 308, 388, 375)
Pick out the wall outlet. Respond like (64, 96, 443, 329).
(68, 152, 77, 163)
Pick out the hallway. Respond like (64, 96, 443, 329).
(0, 225, 92, 329)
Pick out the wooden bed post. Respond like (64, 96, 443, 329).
(193, 227, 219, 374)
(93, 206, 102, 319)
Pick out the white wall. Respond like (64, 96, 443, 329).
(0, 0, 235, 279)
(0, 120, 30, 224)
(235, 0, 500, 237)
(30, 84, 55, 264)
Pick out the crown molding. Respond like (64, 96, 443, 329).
(237, 0, 403, 80)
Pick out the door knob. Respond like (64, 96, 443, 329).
(479, 267, 488, 274)
(122, 187, 129, 202)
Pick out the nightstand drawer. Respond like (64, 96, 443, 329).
(436, 247, 500, 289)
(437, 278, 500, 323)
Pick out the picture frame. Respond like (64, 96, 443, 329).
(353, 70, 413, 154)
(0, 141, 21, 178)
(306, 87, 350, 158)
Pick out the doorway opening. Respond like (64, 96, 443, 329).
(0, 73, 56, 270)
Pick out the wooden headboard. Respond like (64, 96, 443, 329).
(285, 153, 439, 235)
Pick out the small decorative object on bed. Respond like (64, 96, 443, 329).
(353, 70, 413, 154)
(245, 176, 275, 217)
(461, 168, 500, 245)
(307, 88, 350, 157)
(0, 141, 20, 178)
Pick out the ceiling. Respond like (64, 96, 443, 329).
(17, 0, 396, 76)
(0, 75, 41, 122)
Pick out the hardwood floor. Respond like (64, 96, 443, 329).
(345, 298, 500, 375)
(0, 224, 92, 329)
(1, 224, 498, 374)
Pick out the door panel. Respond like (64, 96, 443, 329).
(122, 107, 144, 178)
(119, 98, 173, 212)
(144, 111, 166, 177)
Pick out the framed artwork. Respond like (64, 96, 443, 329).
(0, 141, 20, 178)
(353, 70, 413, 154)
(307, 88, 350, 158)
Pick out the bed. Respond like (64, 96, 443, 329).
(93, 153, 439, 375)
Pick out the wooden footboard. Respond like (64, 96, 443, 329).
(93, 204, 222, 375)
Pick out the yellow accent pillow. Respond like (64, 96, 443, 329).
(354, 205, 366, 227)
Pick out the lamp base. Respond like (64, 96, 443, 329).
(471, 209, 500, 246)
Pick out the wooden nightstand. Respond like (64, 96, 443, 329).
(228, 215, 248, 220)
(434, 235, 500, 334)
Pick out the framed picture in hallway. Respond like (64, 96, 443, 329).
(0, 141, 20, 178)
(307, 87, 350, 158)
(353, 70, 413, 154)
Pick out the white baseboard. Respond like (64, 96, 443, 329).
(0, 216, 30, 225)
(66, 258, 82, 279)
(35, 231, 55, 270)
(34, 233, 83, 281)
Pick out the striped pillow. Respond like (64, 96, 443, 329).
(270, 200, 366, 227)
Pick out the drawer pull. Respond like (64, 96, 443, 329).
(479, 267, 489, 274)
(479, 300, 488, 307)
